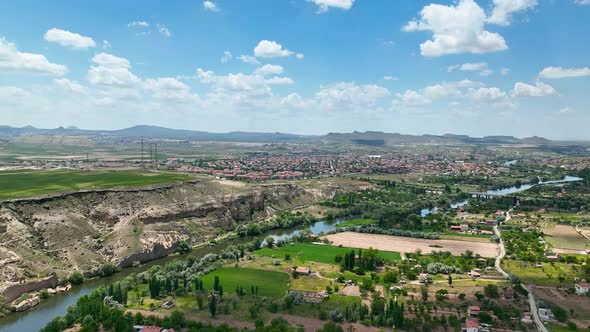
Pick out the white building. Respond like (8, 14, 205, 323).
(538, 308, 554, 321)
(575, 282, 590, 295)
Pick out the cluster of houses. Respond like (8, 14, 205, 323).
(133, 326, 175, 332)
(461, 306, 490, 332)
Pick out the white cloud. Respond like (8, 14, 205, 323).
(102, 40, 111, 49)
(559, 107, 576, 114)
(266, 77, 294, 85)
(296, 53, 305, 60)
(315, 82, 390, 110)
(500, 67, 510, 75)
(221, 51, 232, 63)
(144, 77, 198, 102)
(575, 0, 590, 4)
(0, 37, 67, 75)
(448, 62, 493, 76)
(203, 1, 219, 11)
(512, 81, 556, 97)
(383, 76, 398, 81)
(54, 78, 86, 94)
(487, 0, 538, 26)
(403, 0, 507, 57)
(87, 53, 140, 86)
(238, 55, 260, 65)
(309, 0, 354, 13)
(255, 64, 284, 76)
(156, 24, 171, 37)
(395, 90, 432, 108)
(254, 40, 294, 58)
(469, 87, 513, 107)
(539, 66, 590, 79)
(393, 80, 482, 109)
(44, 28, 96, 49)
(128, 21, 149, 28)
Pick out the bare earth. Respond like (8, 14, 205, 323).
(323, 232, 498, 257)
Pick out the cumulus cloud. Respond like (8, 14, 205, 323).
(469, 87, 513, 107)
(448, 62, 493, 76)
(255, 64, 284, 76)
(403, 0, 507, 57)
(487, 0, 538, 26)
(238, 55, 260, 65)
(393, 80, 482, 109)
(44, 28, 96, 49)
(383, 76, 398, 81)
(0, 37, 67, 75)
(512, 81, 556, 97)
(156, 24, 171, 37)
(144, 77, 198, 102)
(539, 66, 590, 79)
(254, 40, 294, 58)
(128, 21, 149, 28)
(296, 53, 305, 60)
(309, 0, 354, 13)
(54, 78, 86, 94)
(315, 82, 390, 110)
(87, 53, 140, 86)
(220, 51, 232, 64)
(203, 1, 219, 11)
(574, 0, 590, 5)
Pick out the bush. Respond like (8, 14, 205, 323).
(68, 271, 84, 285)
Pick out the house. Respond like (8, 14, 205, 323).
(460, 224, 469, 231)
(468, 270, 481, 278)
(538, 308, 554, 321)
(161, 301, 175, 309)
(575, 282, 590, 295)
(135, 326, 176, 332)
(450, 225, 462, 231)
(468, 306, 480, 316)
(462, 319, 480, 332)
(546, 254, 559, 260)
(295, 266, 311, 276)
(521, 312, 533, 323)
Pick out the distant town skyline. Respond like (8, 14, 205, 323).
(1, 0, 589, 139)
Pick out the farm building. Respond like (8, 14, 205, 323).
(462, 319, 480, 332)
(575, 282, 590, 295)
(468, 306, 480, 317)
(294, 266, 311, 275)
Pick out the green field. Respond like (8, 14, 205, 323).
(335, 218, 376, 227)
(201, 267, 289, 298)
(0, 170, 190, 199)
(502, 259, 583, 287)
(255, 243, 401, 264)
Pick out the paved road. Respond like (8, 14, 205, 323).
(493, 225, 548, 332)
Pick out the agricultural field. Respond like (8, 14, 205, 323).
(335, 218, 376, 227)
(201, 267, 289, 298)
(323, 232, 499, 257)
(502, 260, 585, 287)
(0, 169, 190, 199)
(254, 243, 401, 264)
(542, 224, 589, 251)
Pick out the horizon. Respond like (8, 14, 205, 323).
(1, 0, 589, 140)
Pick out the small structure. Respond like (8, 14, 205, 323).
(462, 319, 480, 332)
(468, 270, 481, 278)
(295, 266, 311, 276)
(538, 308, 554, 321)
(134, 326, 176, 332)
(460, 224, 469, 231)
(575, 282, 590, 295)
(288, 290, 327, 304)
(521, 312, 533, 323)
(468, 306, 480, 317)
(161, 301, 175, 309)
(418, 273, 432, 284)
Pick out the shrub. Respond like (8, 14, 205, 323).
(68, 271, 84, 285)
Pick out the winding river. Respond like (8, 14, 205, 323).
(0, 175, 582, 331)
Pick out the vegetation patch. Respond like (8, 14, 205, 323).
(201, 267, 289, 298)
(255, 243, 400, 264)
(335, 218, 376, 227)
(0, 170, 190, 199)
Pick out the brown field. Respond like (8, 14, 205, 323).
(542, 224, 589, 250)
(323, 232, 498, 257)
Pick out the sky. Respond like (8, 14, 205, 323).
(0, 0, 589, 139)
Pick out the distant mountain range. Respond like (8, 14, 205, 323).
(0, 125, 553, 145)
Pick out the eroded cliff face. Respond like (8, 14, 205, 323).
(0, 179, 312, 291)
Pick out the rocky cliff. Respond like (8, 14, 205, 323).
(0, 179, 313, 292)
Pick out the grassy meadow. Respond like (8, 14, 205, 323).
(201, 267, 289, 298)
(0, 169, 190, 199)
(255, 243, 401, 264)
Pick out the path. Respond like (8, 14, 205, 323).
(493, 225, 547, 332)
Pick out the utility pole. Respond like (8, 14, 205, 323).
(141, 137, 144, 167)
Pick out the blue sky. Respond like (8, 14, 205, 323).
(1, 0, 589, 139)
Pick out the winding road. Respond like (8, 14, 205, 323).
(493, 224, 548, 332)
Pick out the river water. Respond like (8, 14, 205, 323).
(0, 176, 582, 331)
(0, 217, 352, 332)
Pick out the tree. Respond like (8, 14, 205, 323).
(484, 284, 499, 298)
(447, 274, 453, 287)
(208, 293, 218, 318)
(213, 276, 220, 292)
(435, 289, 448, 302)
(265, 237, 275, 248)
(421, 286, 429, 302)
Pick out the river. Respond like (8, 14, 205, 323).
(1, 176, 582, 331)
(0, 217, 352, 331)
